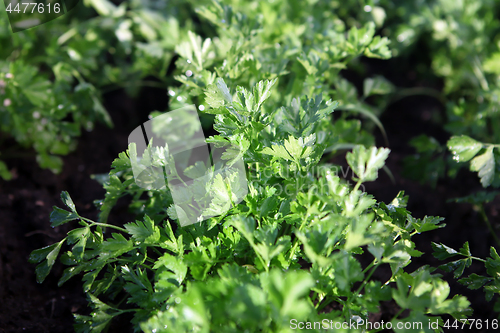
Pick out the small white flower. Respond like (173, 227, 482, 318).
(5, 73, 13, 79)
(3, 98, 11, 107)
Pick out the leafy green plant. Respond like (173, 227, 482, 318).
(32, 141, 472, 332)
(447, 135, 500, 188)
(0, 0, 196, 179)
(432, 241, 500, 318)
(359, 0, 500, 189)
(28, 0, 497, 332)
(31, 81, 471, 333)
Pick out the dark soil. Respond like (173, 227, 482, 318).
(1, 56, 499, 333)
(0, 89, 138, 333)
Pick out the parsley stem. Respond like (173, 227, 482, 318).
(471, 256, 487, 263)
(92, 222, 128, 233)
(390, 87, 446, 105)
(316, 295, 344, 312)
(151, 247, 163, 256)
(287, 213, 310, 264)
(346, 261, 380, 311)
(253, 246, 268, 273)
(353, 180, 362, 193)
(478, 205, 500, 249)
(288, 241, 299, 265)
(142, 263, 154, 270)
(391, 308, 405, 322)
(362, 259, 377, 275)
(472, 56, 489, 91)
(119, 308, 141, 313)
(80, 217, 129, 233)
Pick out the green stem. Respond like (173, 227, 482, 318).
(287, 214, 310, 264)
(288, 240, 299, 263)
(92, 222, 128, 233)
(362, 259, 377, 275)
(119, 308, 142, 313)
(81, 217, 129, 233)
(354, 262, 379, 297)
(390, 87, 446, 105)
(145, 257, 156, 263)
(251, 241, 269, 273)
(344, 261, 380, 317)
(472, 56, 489, 91)
(280, 222, 291, 239)
(478, 205, 500, 249)
(151, 247, 163, 256)
(353, 180, 362, 193)
(142, 263, 154, 270)
(71, 69, 85, 84)
(114, 294, 129, 308)
(471, 256, 487, 263)
(316, 295, 344, 312)
(391, 308, 405, 322)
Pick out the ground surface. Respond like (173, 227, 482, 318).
(0, 58, 499, 332)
